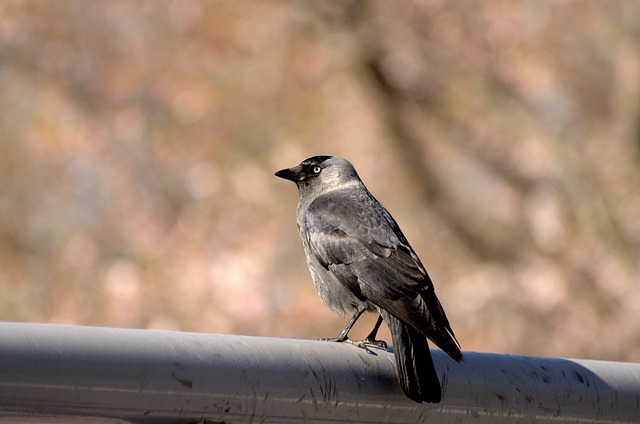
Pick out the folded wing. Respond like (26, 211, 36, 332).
(304, 191, 462, 361)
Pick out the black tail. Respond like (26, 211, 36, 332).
(382, 311, 441, 403)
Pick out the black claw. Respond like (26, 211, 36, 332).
(365, 339, 388, 350)
(318, 335, 388, 354)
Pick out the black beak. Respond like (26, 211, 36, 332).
(275, 166, 301, 182)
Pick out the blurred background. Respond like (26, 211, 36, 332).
(0, 1, 639, 361)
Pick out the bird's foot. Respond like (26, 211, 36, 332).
(318, 335, 388, 354)
(347, 338, 388, 355)
(363, 338, 388, 350)
(318, 335, 349, 343)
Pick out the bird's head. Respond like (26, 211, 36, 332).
(275, 155, 362, 195)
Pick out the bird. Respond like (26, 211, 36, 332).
(275, 155, 463, 403)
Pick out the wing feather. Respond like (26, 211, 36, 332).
(304, 190, 461, 358)
(305, 192, 426, 297)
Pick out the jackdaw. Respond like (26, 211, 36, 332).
(275, 155, 463, 403)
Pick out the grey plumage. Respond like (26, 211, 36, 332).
(275, 155, 462, 403)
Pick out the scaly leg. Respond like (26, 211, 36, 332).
(320, 310, 388, 351)
(363, 315, 387, 349)
(319, 307, 366, 343)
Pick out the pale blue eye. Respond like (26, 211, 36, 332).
(313, 166, 321, 173)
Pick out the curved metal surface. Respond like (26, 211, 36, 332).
(0, 323, 638, 423)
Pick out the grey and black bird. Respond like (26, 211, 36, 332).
(275, 155, 463, 403)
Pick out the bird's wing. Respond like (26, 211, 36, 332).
(304, 191, 461, 357)
(304, 191, 427, 299)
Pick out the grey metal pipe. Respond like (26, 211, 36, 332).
(0, 322, 638, 423)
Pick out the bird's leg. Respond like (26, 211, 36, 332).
(320, 310, 388, 353)
(319, 307, 366, 343)
(345, 315, 388, 352)
(362, 315, 388, 349)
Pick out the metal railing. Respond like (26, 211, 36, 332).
(0, 322, 638, 423)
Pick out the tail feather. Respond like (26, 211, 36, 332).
(382, 311, 441, 403)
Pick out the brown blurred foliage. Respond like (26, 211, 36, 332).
(0, 1, 639, 361)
